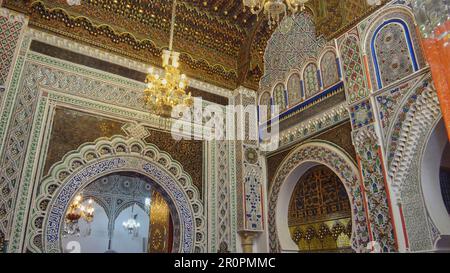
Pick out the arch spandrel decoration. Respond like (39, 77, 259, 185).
(268, 141, 369, 253)
(25, 136, 206, 253)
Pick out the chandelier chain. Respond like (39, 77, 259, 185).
(169, 0, 177, 51)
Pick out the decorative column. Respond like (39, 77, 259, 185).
(206, 100, 236, 253)
(352, 123, 397, 252)
(238, 231, 260, 253)
(0, 7, 28, 253)
(412, 0, 450, 139)
(338, 26, 399, 252)
(233, 86, 264, 253)
(208, 138, 235, 253)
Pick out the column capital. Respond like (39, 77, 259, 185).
(238, 231, 261, 253)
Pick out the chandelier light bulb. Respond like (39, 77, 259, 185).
(75, 194, 82, 203)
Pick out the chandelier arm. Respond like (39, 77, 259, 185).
(169, 0, 177, 51)
(285, 1, 298, 14)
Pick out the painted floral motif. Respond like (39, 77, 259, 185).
(273, 83, 287, 111)
(366, 11, 425, 91)
(376, 76, 423, 134)
(320, 51, 339, 88)
(304, 63, 320, 97)
(339, 33, 368, 102)
(287, 73, 302, 106)
(350, 100, 374, 129)
(374, 23, 414, 88)
(354, 126, 397, 252)
(244, 165, 263, 231)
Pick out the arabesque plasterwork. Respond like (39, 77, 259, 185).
(0, 32, 231, 252)
(25, 136, 205, 253)
(268, 141, 368, 253)
(0, 0, 449, 254)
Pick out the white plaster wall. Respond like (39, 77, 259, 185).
(62, 202, 109, 253)
(62, 202, 150, 253)
(111, 205, 150, 253)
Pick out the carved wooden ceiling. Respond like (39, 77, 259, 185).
(3, 0, 380, 91)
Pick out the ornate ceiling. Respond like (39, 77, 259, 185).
(3, 0, 380, 91)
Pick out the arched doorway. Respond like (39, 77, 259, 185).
(25, 137, 206, 253)
(288, 165, 353, 252)
(61, 172, 175, 253)
(268, 141, 369, 253)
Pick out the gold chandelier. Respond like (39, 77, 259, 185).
(64, 194, 95, 236)
(243, 0, 309, 27)
(143, 0, 193, 117)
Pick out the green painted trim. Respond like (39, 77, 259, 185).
(229, 141, 237, 252)
(0, 56, 25, 158)
(8, 96, 48, 252)
(210, 141, 217, 252)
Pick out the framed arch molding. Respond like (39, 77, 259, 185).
(24, 136, 206, 253)
(362, 6, 426, 91)
(386, 74, 444, 251)
(268, 141, 370, 253)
